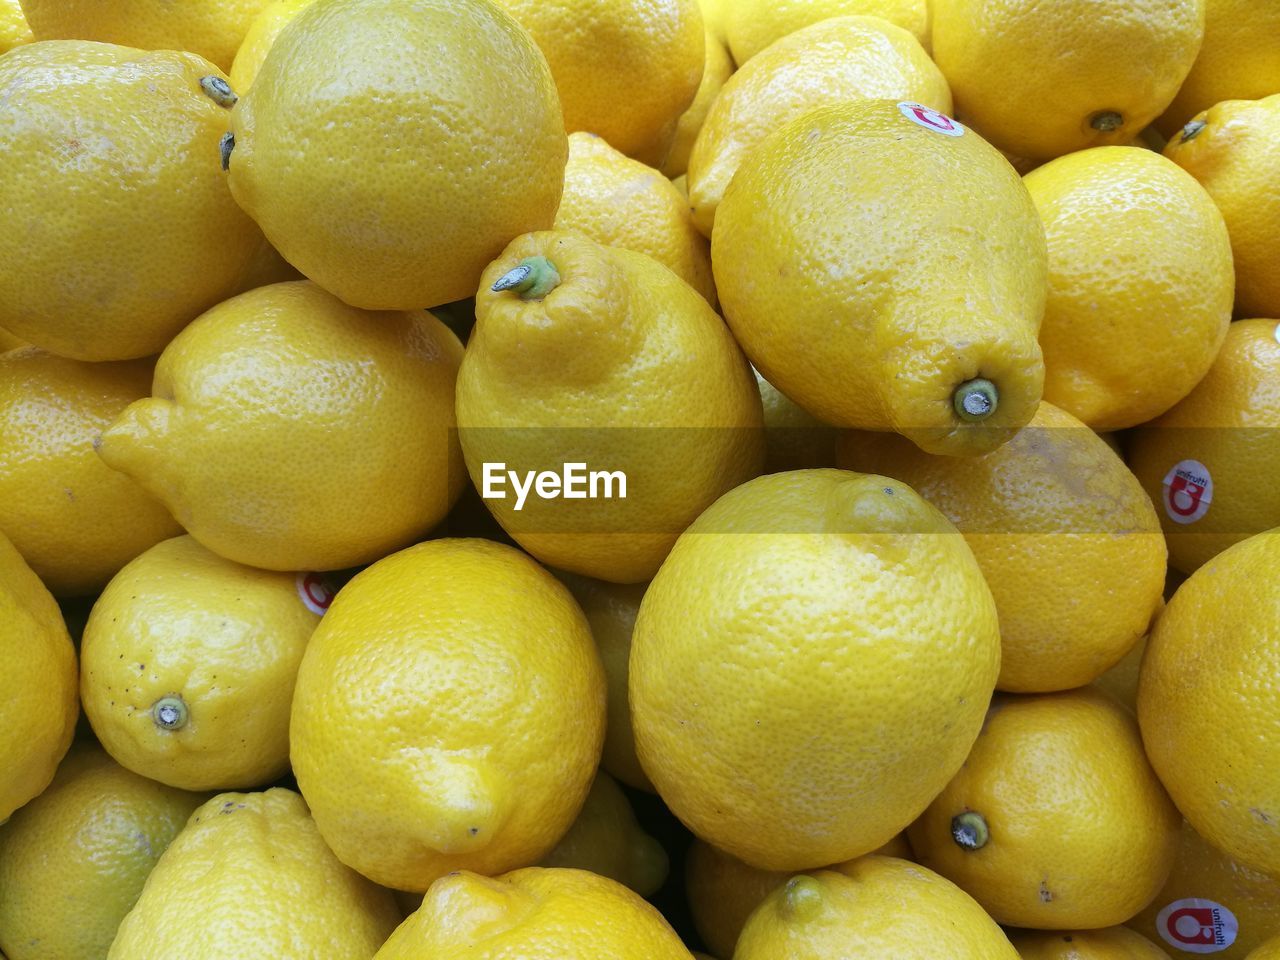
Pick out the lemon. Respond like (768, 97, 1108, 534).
(632, 469, 1000, 870)
(838, 401, 1167, 692)
(698, 0, 729, 43)
(909, 689, 1181, 928)
(931, 0, 1205, 161)
(713, 100, 1046, 456)
(227, 232, 303, 295)
(375, 868, 693, 959)
(0, 349, 181, 597)
(0, 0, 30, 51)
(492, 0, 704, 165)
(457, 231, 763, 584)
(1250, 938, 1280, 960)
(0, 745, 204, 960)
(1025, 146, 1233, 429)
(108, 788, 400, 959)
(687, 15, 951, 236)
(756, 370, 837, 473)
(1093, 634, 1149, 713)
(0, 330, 26, 352)
(0, 531, 77, 822)
(97, 281, 463, 572)
(226, 0, 566, 310)
(1139, 530, 1280, 880)
(556, 132, 716, 305)
(1157, 0, 1280, 136)
(662, 27, 734, 179)
(1165, 95, 1280, 319)
(1128, 320, 1280, 574)
(735, 859, 1020, 959)
(0, 42, 260, 361)
(227, 0, 315, 93)
(724, 0, 929, 64)
(1009, 927, 1174, 959)
(291, 539, 605, 891)
(541, 771, 668, 896)
(1127, 820, 1280, 960)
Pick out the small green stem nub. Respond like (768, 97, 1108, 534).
(491, 256, 560, 300)
(953, 378, 999, 422)
(199, 76, 238, 108)
(1181, 119, 1206, 143)
(152, 696, 189, 731)
(1090, 110, 1125, 132)
(952, 811, 990, 851)
(781, 876, 824, 921)
(219, 132, 235, 171)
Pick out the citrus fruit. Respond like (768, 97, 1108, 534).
(0, 330, 26, 352)
(0, 745, 204, 960)
(1008, 927, 1174, 959)
(0, 41, 260, 361)
(108, 788, 400, 959)
(1249, 937, 1280, 960)
(699, 0, 729, 43)
(0, 0, 30, 51)
(226, 233, 303, 295)
(0, 530, 77, 822)
(491, 0, 704, 165)
(1165, 95, 1280, 319)
(375, 868, 693, 959)
(0, 348, 181, 596)
(909, 689, 1182, 928)
(1025, 146, 1233, 429)
(1093, 635, 1149, 713)
(631, 469, 1000, 870)
(713, 99, 1046, 456)
(1128, 319, 1280, 574)
(227, 0, 315, 93)
(734, 859, 1020, 959)
(724, 0, 929, 64)
(756, 369, 837, 473)
(457, 231, 763, 584)
(290, 538, 606, 891)
(226, 0, 566, 310)
(687, 15, 951, 236)
(96, 281, 464, 572)
(931, 0, 1205, 161)
(838, 401, 1167, 692)
(1138, 530, 1280, 880)
(661, 26, 734, 179)
(556, 132, 715, 305)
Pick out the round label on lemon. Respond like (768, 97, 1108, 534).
(897, 102, 964, 137)
(1155, 898, 1238, 953)
(1162, 459, 1214, 524)
(295, 573, 335, 615)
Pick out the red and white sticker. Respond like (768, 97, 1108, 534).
(1163, 459, 1213, 525)
(897, 102, 964, 137)
(296, 572, 335, 615)
(1155, 899, 1238, 953)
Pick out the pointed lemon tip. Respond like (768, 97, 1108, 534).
(780, 875, 824, 923)
(95, 397, 174, 475)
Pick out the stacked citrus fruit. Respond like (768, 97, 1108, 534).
(1, 0, 1278, 957)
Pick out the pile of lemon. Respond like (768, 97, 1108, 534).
(1, 0, 1279, 957)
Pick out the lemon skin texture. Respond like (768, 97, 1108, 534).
(0, 0, 31, 51)
(227, 0, 567, 310)
(228, 0, 316, 93)
(662, 26, 734, 179)
(725, 0, 930, 64)
(713, 99, 1046, 456)
(1008, 927, 1174, 959)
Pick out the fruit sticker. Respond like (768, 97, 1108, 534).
(1162, 459, 1213, 525)
(1155, 899, 1238, 953)
(897, 102, 965, 137)
(296, 572, 335, 615)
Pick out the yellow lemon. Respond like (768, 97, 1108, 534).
(458, 231, 763, 584)
(0, 531, 77, 822)
(1165, 95, 1280, 319)
(1009, 927, 1173, 959)
(0, 0, 31, 52)
(713, 100, 1046, 456)
(290, 539, 605, 891)
(0, 330, 26, 352)
(838, 401, 1167, 693)
(1127, 820, 1280, 960)
(931, 0, 1205, 161)
(0, 42, 260, 361)
(492, 0, 704, 165)
(227, 0, 566, 310)
(109, 788, 400, 958)
(1128, 319, 1280, 574)
(662, 27, 734, 179)
(556, 132, 716, 305)
(1138, 530, 1280, 880)
(735, 859, 1020, 959)
(1249, 938, 1280, 960)
(80, 535, 323, 791)
(1025, 146, 1234, 429)
(0, 745, 204, 960)
(1093, 634, 1149, 713)
(699, 0, 729, 43)
(97, 281, 463, 572)
(1157, 0, 1280, 136)
(226, 232, 303, 295)
(375, 868, 693, 959)
(631, 469, 1000, 870)
(909, 689, 1182, 929)
(756, 369, 837, 473)
(687, 15, 951, 236)
(540, 771, 668, 896)
(724, 0, 929, 64)
(0, 349, 181, 597)
(227, 0, 315, 93)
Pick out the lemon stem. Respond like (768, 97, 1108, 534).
(781, 876, 824, 921)
(953, 378, 998, 422)
(951, 811, 990, 851)
(1180, 119, 1206, 143)
(491, 256, 560, 300)
(219, 132, 235, 171)
(1090, 111, 1124, 132)
(152, 696, 189, 731)
(199, 76, 238, 108)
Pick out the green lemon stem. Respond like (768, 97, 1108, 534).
(199, 76, 238, 108)
(780, 876, 824, 922)
(953, 378, 999, 422)
(152, 696, 189, 731)
(951, 811, 990, 851)
(1180, 119, 1206, 143)
(491, 256, 560, 300)
(1090, 111, 1124, 132)
(219, 132, 235, 171)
